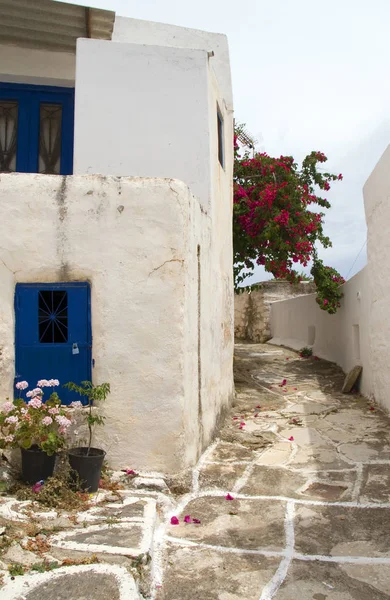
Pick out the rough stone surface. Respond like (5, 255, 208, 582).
(3, 342, 390, 599)
(25, 572, 120, 600)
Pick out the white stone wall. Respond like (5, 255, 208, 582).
(363, 145, 390, 410)
(235, 281, 316, 343)
(0, 174, 233, 473)
(270, 269, 372, 398)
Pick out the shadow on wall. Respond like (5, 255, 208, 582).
(234, 281, 316, 344)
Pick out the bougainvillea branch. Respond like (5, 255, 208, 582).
(233, 124, 345, 314)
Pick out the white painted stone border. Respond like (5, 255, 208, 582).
(0, 563, 139, 600)
(50, 522, 147, 556)
(76, 496, 156, 524)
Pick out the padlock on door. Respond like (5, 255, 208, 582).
(72, 343, 79, 355)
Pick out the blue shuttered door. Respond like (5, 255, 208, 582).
(15, 283, 91, 405)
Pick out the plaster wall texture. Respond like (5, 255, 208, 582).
(269, 268, 372, 398)
(235, 281, 316, 343)
(0, 174, 233, 472)
(363, 144, 390, 410)
(74, 39, 212, 210)
(0, 43, 75, 87)
(112, 16, 233, 111)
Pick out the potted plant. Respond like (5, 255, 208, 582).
(65, 381, 110, 493)
(0, 380, 72, 484)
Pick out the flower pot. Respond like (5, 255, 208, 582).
(21, 446, 56, 484)
(68, 447, 106, 493)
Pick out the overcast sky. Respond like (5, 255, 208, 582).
(71, 0, 390, 282)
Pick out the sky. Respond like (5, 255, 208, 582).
(70, 0, 390, 282)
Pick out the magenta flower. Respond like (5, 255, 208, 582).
(184, 515, 191, 523)
(233, 417, 238, 420)
(256, 405, 261, 409)
(192, 518, 201, 524)
(126, 469, 137, 476)
(225, 493, 234, 501)
(288, 436, 294, 441)
(170, 516, 179, 525)
(254, 413, 259, 417)
(280, 379, 287, 387)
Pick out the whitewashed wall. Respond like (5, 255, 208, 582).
(363, 145, 390, 410)
(270, 269, 372, 397)
(74, 39, 212, 210)
(0, 174, 233, 472)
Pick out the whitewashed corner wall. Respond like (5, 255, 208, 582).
(363, 144, 390, 411)
(0, 174, 233, 472)
(269, 269, 372, 398)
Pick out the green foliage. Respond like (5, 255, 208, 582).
(299, 347, 313, 358)
(64, 381, 110, 453)
(233, 123, 345, 313)
(8, 563, 25, 577)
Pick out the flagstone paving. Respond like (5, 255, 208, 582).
(2, 342, 390, 598)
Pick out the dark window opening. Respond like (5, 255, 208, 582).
(0, 100, 18, 172)
(217, 109, 224, 168)
(38, 290, 68, 343)
(39, 104, 63, 174)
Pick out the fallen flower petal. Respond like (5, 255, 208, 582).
(254, 413, 259, 417)
(184, 515, 192, 523)
(288, 436, 294, 441)
(369, 407, 375, 411)
(225, 493, 234, 501)
(233, 416, 239, 420)
(256, 405, 261, 409)
(125, 469, 137, 476)
(170, 516, 179, 525)
(192, 518, 201, 524)
(280, 379, 287, 386)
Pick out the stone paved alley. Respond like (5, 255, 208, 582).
(2, 343, 390, 599)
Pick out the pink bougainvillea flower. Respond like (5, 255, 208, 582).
(225, 493, 234, 501)
(125, 469, 137, 476)
(184, 515, 192, 523)
(369, 407, 375, 411)
(256, 405, 261, 409)
(254, 413, 259, 417)
(233, 416, 239, 420)
(170, 516, 179, 525)
(192, 518, 201, 524)
(32, 481, 44, 493)
(288, 436, 294, 441)
(279, 379, 287, 387)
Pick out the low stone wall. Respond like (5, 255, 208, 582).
(234, 280, 316, 343)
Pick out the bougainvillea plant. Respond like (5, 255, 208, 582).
(234, 124, 345, 313)
(0, 380, 72, 455)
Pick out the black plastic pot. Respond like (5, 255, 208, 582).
(21, 446, 56, 484)
(68, 447, 105, 492)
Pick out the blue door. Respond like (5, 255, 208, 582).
(0, 82, 74, 175)
(15, 283, 91, 405)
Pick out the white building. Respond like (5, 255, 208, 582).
(0, 0, 234, 472)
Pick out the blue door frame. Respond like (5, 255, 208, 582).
(15, 283, 92, 405)
(0, 82, 74, 175)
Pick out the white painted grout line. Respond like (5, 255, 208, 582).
(294, 553, 390, 565)
(192, 439, 219, 494)
(352, 463, 364, 502)
(232, 462, 257, 494)
(259, 501, 295, 600)
(165, 535, 284, 558)
(0, 563, 140, 600)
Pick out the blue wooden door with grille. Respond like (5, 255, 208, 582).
(15, 283, 91, 405)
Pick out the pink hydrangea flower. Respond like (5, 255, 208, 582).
(5, 415, 19, 425)
(16, 381, 29, 390)
(1, 402, 14, 414)
(37, 380, 49, 387)
(48, 407, 60, 415)
(28, 397, 42, 409)
(55, 415, 71, 428)
(42, 416, 53, 426)
(70, 401, 83, 410)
